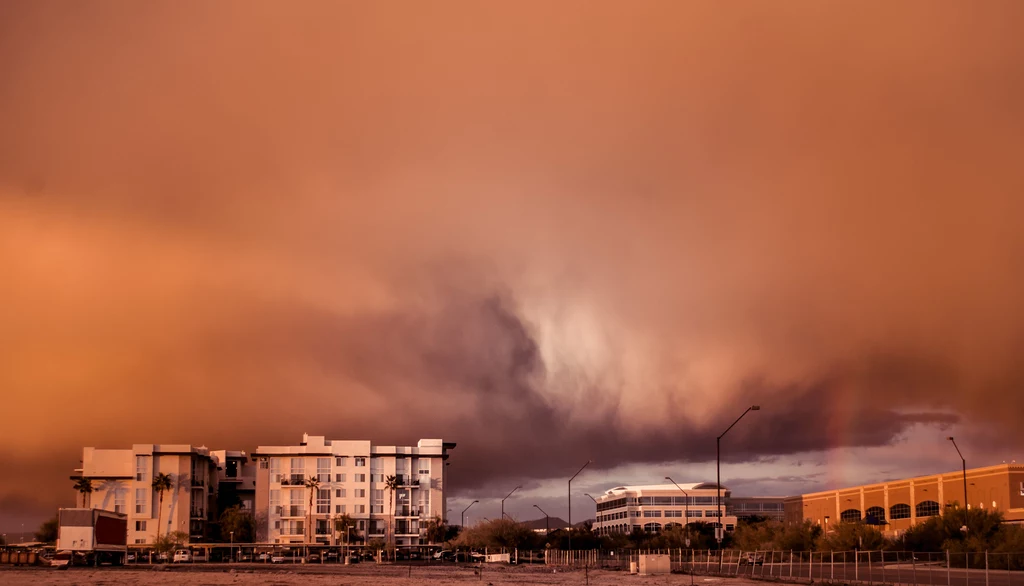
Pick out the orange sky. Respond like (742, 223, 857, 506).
(2, 1, 1023, 530)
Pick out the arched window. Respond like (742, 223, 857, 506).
(643, 522, 662, 533)
(840, 509, 861, 522)
(890, 503, 911, 520)
(663, 522, 679, 530)
(865, 506, 886, 521)
(916, 500, 939, 518)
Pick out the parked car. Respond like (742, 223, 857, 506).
(271, 554, 286, 564)
(257, 552, 271, 562)
(237, 553, 252, 562)
(433, 550, 454, 561)
(157, 552, 170, 563)
(306, 554, 320, 563)
(742, 552, 764, 566)
(173, 550, 192, 563)
(325, 552, 339, 562)
(126, 553, 136, 563)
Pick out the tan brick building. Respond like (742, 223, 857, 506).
(784, 463, 1024, 535)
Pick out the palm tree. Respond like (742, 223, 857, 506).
(305, 476, 320, 544)
(384, 475, 398, 552)
(335, 513, 355, 545)
(73, 478, 93, 509)
(151, 473, 174, 541)
(423, 515, 447, 545)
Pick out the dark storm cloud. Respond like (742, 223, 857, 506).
(1, 0, 1024, 528)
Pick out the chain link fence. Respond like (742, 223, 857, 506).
(542, 549, 1024, 585)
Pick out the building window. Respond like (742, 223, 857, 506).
(916, 500, 939, 518)
(354, 457, 366, 467)
(664, 510, 682, 518)
(354, 505, 366, 514)
(135, 520, 147, 531)
(336, 457, 348, 467)
(705, 510, 721, 517)
(865, 506, 885, 521)
(417, 459, 430, 476)
(840, 509, 861, 522)
(270, 490, 280, 509)
(225, 460, 238, 478)
(355, 488, 366, 498)
(259, 458, 269, 470)
(135, 456, 148, 482)
(643, 510, 662, 517)
(317, 489, 330, 514)
(270, 459, 281, 483)
(134, 538, 146, 544)
(316, 519, 330, 535)
(643, 522, 661, 533)
(370, 458, 383, 483)
(336, 488, 346, 498)
(418, 487, 430, 516)
(317, 458, 331, 483)
(335, 473, 346, 482)
(134, 488, 148, 515)
(290, 458, 304, 483)
(372, 489, 384, 514)
(114, 491, 126, 514)
(335, 504, 346, 514)
(890, 503, 911, 520)
(354, 474, 366, 483)
(687, 510, 702, 518)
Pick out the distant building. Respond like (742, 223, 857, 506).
(251, 434, 455, 546)
(73, 444, 219, 544)
(784, 463, 1024, 535)
(731, 496, 786, 522)
(593, 483, 739, 535)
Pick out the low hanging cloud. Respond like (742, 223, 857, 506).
(2, 0, 1024, 528)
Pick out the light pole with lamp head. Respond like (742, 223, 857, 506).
(461, 500, 478, 530)
(584, 494, 598, 536)
(948, 437, 969, 511)
(664, 477, 690, 534)
(717, 405, 759, 545)
(534, 504, 550, 535)
(568, 459, 592, 551)
(501, 486, 522, 520)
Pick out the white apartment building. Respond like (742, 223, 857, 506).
(252, 434, 455, 546)
(594, 483, 738, 536)
(73, 444, 217, 544)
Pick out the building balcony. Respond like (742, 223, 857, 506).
(278, 505, 306, 518)
(395, 474, 420, 487)
(190, 508, 205, 519)
(191, 478, 204, 487)
(280, 475, 306, 486)
(395, 505, 422, 517)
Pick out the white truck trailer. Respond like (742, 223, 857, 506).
(55, 508, 128, 566)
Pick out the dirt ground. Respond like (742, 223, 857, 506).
(0, 565, 766, 586)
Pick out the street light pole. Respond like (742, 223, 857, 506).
(948, 437, 968, 510)
(568, 459, 592, 551)
(534, 505, 550, 535)
(461, 500, 479, 530)
(665, 477, 690, 535)
(717, 405, 759, 545)
(501, 486, 522, 520)
(229, 531, 234, 562)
